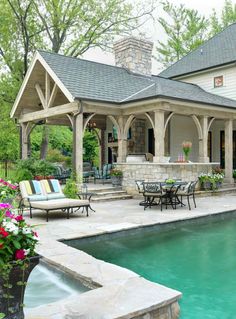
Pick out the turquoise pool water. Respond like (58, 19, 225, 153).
(68, 219, 236, 318)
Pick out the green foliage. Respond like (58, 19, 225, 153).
(110, 168, 122, 177)
(156, 1, 208, 66)
(233, 170, 236, 179)
(210, 0, 236, 36)
(83, 130, 99, 165)
(46, 149, 68, 163)
(63, 178, 79, 199)
(15, 159, 55, 181)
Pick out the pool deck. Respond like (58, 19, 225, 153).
(25, 193, 236, 318)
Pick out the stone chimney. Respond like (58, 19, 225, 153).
(113, 37, 153, 76)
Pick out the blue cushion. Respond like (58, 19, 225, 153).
(47, 193, 66, 200)
(27, 195, 47, 201)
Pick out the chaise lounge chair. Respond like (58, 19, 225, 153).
(19, 179, 90, 221)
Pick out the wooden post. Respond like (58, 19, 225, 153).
(199, 116, 209, 163)
(73, 113, 83, 182)
(153, 110, 165, 162)
(20, 123, 28, 159)
(225, 119, 233, 183)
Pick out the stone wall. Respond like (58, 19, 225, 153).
(114, 37, 153, 76)
(128, 119, 146, 154)
(116, 163, 217, 194)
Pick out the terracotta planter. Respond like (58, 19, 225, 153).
(0, 255, 40, 319)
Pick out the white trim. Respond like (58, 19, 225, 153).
(174, 62, 236, 80)
(10, 51, 74, 118)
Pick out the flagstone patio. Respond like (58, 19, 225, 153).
(25, 194, 236, 319)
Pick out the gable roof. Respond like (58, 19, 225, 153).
(38, 50, 236, 109)
(11, 49, 236, 118)
(159, 23, 236, 79)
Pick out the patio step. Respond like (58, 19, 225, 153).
(91, 189, 132, 202)
(89, 186, 122, 193)
(196, 184, 236, 197)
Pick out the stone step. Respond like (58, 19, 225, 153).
(91, 190, 127, 198)
(88, 186, 122, 193)
(196, 186, 236, 197)
(91, 194, 132, 202)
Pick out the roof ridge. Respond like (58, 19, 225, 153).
(37, 49, 155, 80)
(160, 22, 236, 78)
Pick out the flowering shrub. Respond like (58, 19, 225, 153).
(0, 179, 18, 202)
(198, 173, 224, 190)
(0, 203, 39, 266)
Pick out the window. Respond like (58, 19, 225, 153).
(214, 75, 223, 88)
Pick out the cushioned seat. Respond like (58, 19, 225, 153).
(19, 179, 91, 221)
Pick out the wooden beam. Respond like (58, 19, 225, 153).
(83, 103, 121, 115)
(19, 101, 79, 123)
(48, 83, 58, 107)
(35, 83, 46, 109)
(45, 72, 50, 106)
(121, 99, 235, 119)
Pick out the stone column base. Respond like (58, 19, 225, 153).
(198, 157, 209, 163)
(153, 156, 166, 163)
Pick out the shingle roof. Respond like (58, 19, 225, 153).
(39, 50, 236, 109)
(159, 23, 236, 79)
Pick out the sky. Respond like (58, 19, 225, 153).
(82, 0, 231, 74)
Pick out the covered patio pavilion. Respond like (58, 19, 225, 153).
(10, 49, 236, 192)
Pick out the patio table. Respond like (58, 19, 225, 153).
(161, 181, 187, 209)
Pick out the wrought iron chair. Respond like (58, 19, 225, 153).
(135, 180, 146, 206)
(176, 180, 197, 210)
(142, 182, 165, 211)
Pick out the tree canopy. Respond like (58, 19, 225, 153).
(156, 0, 208, 67)
(0, 0, 153, 162)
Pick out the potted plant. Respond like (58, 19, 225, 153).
(182, 141, 192, 162)
(0, 203, 40, 318)
(198, 173, 212, 190)
(110, 168, 123, 186)
(213, 173, 224, 189)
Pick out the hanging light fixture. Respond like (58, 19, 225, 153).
(87, 120, 97, 131)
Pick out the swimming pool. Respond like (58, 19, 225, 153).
(66, 218, 236, 318)
(25, 262, 89, 308)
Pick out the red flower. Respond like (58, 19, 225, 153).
(0, 243, 4, 249)
(15, 215, 23, 222)
(0, 227, 9, 238)
(15, 249, 26, 260)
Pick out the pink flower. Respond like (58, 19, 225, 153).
(15, 215, 23, 222)
(15, 249, 26, 260)
(5, 210, 15, 219)
(0, 203, 12, 210)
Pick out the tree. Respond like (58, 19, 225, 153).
(156, 1, 208, 67)
(34, 0, 154, 55)
(210, 0, 236, 36)
(0, 0, 154, 162)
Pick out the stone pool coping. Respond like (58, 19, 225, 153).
(25, 194, 236, 318)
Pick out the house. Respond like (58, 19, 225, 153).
(160, 22, 236, 171)
(11, 28, 236, 193)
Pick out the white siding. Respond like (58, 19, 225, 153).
(182, 65, 236, 100)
